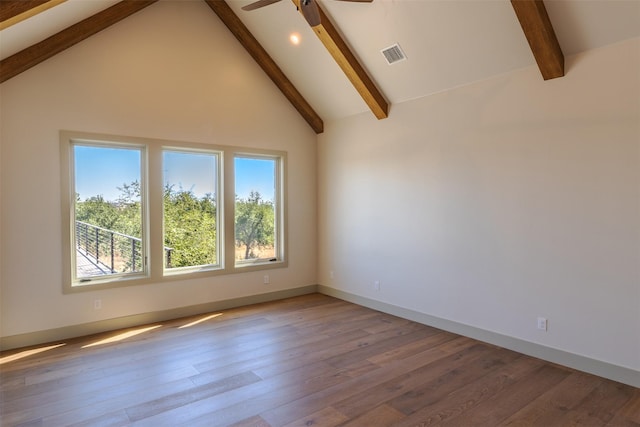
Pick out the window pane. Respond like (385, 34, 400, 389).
(73, 144, 144, 280)
(163, 150, 219, 270)
(235, 156, 278, 265)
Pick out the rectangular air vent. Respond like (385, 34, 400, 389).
(381, 43, 407, 65)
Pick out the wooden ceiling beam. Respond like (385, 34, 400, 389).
(511, 0, 564, 80)
(295, 0, 389, 119)
(0, 0, 67, 30)
(204, 0, 324, 134)
(0, 0, 158, 84)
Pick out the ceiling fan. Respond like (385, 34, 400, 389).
(241, 0, 373, 27)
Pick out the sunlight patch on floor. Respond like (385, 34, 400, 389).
(82, 325, 162, 348)
(0, 343, 66, 365)
(178, 313, 223, 329)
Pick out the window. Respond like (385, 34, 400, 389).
(61, 131, 286, 291)
(235, 155, 281, 266)
(163, 150, 220, 271)
(71, 142, 147, 283)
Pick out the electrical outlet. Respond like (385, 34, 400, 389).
(330, 270, 334, 279)
(537, 317, 547, 331)
(374, 280, 381, 291)
(263, 275, 270, 285)
(94, 299, 102, 310)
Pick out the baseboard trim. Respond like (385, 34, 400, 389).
(318, 285, 640, 389)
(0, 285, 318, 352)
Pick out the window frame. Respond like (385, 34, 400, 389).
(162, 147, 223, 275)
(233, 153, 285, 268)
(60, 131, 287, 293)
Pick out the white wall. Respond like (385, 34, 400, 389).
(0, 0, 317, 339)
(319, 38, 640, 373)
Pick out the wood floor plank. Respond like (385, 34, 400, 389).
(322, 326, 439, 369)
(606, 388, 640, 425)
(187, 358, 376, 427)
(390, 355, 547, 427)
(1, 294, 637, 427)
(386, 346, 523, 417)
(259, 338, 481, 426)
(281, 406, 349, 427)
(124, 371, 262, 422)
(0, 376, 26, 396)
(499, 370, 603, 426)
(555, 379, 637, 426)
(4, 363, 197, 417)
(13, 419, 43, 427)
(191, 328, 370, 383)
(295, 312, 394, 337)
(339, 403, 406, 426)
(95, 323, 290, 378)
(333, 343, 506, 419)
(130, 360, 345, 427)
(250, 330, 382, 379)
(365, 330, 457, 366)
(438, 364, 572, 426)
(228, 415, 273, 427)
(66, 410, 130, 427)
(4, 377, 188, 426)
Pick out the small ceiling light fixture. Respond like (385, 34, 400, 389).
(289, 33, 301, 45)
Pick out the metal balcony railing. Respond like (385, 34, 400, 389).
(75, 221, 173, 276)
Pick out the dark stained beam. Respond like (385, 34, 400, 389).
(0, 1, 158, 84)
(204, 0, 324, 134)
(0, 0, 66, 30)
(301, 0, 389, 119)
(511, 0, 564, 80)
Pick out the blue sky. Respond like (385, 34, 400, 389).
(235, 157, 276, 202)
(163, 151, 216, 198)
(74, 146, 275, 202)
(74, 145, 140, 201)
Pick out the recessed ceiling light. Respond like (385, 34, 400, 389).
(289, 33, 301, 46)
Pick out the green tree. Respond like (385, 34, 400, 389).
(76, 182, 219, 270)
(163, 185, 217, 268)
(115, 180, 141, 238)
(75, 181, 142, 238)
(75, 195, 119, 230)
(235, 191, 275, 260)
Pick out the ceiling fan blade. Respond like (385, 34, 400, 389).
(300, 0, 321, 27)
(334, 0, 373, 2)
(241, 0, 282, 11)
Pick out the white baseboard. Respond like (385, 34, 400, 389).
(317, 285, 640, 389)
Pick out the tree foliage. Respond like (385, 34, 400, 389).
(76, 183, 275, 268)
(75, 195, 121, 230)
(163, 185, 217, 268)
(235, 191, 275, 260)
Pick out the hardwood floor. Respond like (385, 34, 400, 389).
(1, 293, 638, 426)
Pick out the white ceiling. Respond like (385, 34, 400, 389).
(1, 0, 639, 122)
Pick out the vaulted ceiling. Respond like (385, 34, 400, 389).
(1, 0, 639, 134)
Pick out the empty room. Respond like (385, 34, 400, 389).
(1, 0, 639, 425)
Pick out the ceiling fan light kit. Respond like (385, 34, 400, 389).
(242, 0, 373, 27)
(300, 0, 321, 27)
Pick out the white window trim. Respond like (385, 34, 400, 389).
(162, 147, 223, 275)
(67, 139, 149, 287)
(60, 130, 287, 293)
(233, 153, 285, 268)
